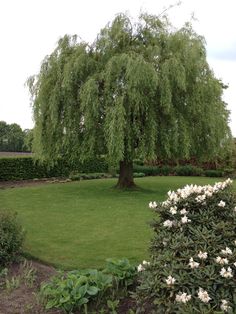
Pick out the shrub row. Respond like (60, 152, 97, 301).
(133, 164, 232, 178)
(0, 157, 108, 181)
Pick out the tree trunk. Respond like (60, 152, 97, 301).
(116, 160, 136, 189)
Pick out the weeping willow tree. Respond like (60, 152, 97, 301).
(28, 13, 232, 188)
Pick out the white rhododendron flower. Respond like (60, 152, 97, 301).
(162, 179, 233, 208)
(165, 275, 176, 286)
(175, 292, 191, 303)
(149, 201, 157, 209)
(215, 256, 229, 265)
(181, 215, 191, 224)
(218, 200, 226, 207)
(189, 257, 199, 269)
(204, 190, 213, 197)
(195, 194, 206, 203)
(198, 288, 211, 303)
(180, 208, 188, 215)
(169, 206, 177, 215)
(163, 220, 174, 228)
(198, 251, 208, 260)
(234, 262, 236, 267)
(137, 264, 145, 272)
(220, 300, 231, 312)
(221, 247, 233, 255)
(142, 260, 150, 266)
(220, 267, 233, 278)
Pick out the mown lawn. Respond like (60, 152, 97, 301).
(0, 176, 235, 269)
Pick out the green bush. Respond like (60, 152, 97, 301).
(0, 210, 25, 267)
(136, 179, 236, 313)
(133, 165, 173, 176)
(174, 165, 204, 176)
(204, 170, 224, 177)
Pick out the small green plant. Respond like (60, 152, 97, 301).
(107, 299, 119, 313)
(0, 209, 25, 267)
(5, 276, 20, 292)
(20, 259, 37, 287)
(0, 267, 8, 288)
(104, 258, 137, 289)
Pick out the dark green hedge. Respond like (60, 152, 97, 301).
(0, 157, 108, 181)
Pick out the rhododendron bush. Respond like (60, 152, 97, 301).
(136, 179, 236, 313)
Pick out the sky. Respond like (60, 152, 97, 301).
(0, 0, 235, 136)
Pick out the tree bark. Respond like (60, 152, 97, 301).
(116, 160, 136, 189)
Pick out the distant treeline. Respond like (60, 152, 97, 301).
(0, 121, 33, 152)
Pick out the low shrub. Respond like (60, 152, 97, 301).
(174, 165, 204, 176)
(136, 179, 236, 313)
(0, 210, 25, 267)
(40, 269, 113, 313)
(69, 172, 111, 181)
(40, 258, 137, 313)
(133, 165, 173, 176)
(133, 172, 145, 178)
(204, 169, 224, 177)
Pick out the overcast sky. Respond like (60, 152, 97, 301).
(0, 0, 235, 136)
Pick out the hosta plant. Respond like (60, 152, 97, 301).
(136, 179, 236, 313)
(40, 269, 113, 313)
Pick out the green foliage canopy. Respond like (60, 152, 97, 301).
(28, 13, 232, 167)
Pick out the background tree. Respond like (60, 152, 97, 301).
(0, 121, 25, 152)
(28, 13, 232, 188)
(0, 121, 9, 151)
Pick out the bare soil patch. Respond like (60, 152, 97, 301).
(0, 260, 61, 314)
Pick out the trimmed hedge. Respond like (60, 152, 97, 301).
(204, 169, 224, 177)
(174, 165, 204, 176)
(0, 157, 108, 181)
(133, 165, 173, 176)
